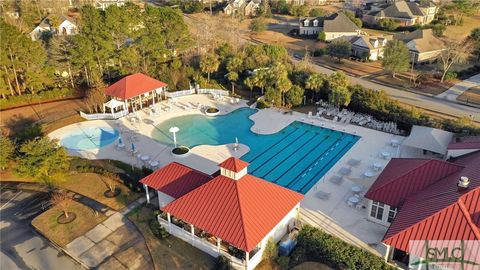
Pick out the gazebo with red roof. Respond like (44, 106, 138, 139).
(104, 73, 167, 113)
(140, 157, 304, 270)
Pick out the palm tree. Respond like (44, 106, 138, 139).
(306, 73, 325, 103)
(200, 53, 220, 83)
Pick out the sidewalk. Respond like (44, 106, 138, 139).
(65, 193, 154, 269)
(435, 73, 480, 102)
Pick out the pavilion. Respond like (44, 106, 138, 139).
(104, 73, 168, 113)
(140, 157, 304, 270)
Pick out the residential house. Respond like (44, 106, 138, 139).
(29, 14, 77, 41)
(140, 157, 304, 270)
(299, 12, 361, 40)
(224, 0, 260, 17)
(364, 147, 479, 266)
(395, 29, 445, 64)
(350, 35, 392, 60)
(95, 0, 126, 10)
(362, 0, 438, 27)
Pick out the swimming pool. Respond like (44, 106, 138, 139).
(152, 108, 359, 194)
(60, 126, 119, 150)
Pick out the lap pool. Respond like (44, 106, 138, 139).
(152, 108, 359, 194)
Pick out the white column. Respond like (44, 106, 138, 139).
(157, 191, 162, 210)
(217, 238, 221, 253)
(190, 224, 195, 245)
(143, 184, 150, 204)
(167, 212, 172, 233)
(139, 95, 143, 109)
(152, 90, 156, 105)
(124, 100, 129, 113)
(384, 244, 391, 262)
(245, 250, 250, 269)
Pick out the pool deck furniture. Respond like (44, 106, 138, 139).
(329, 175, 343, 185)
(364, 171, 376, 178)
(351, 185, 362, 194)
(339, 167, 352, 176)
(373, 162, 383, 171)
(347, 195, 360, 207)
(347, 158, 361, 167)
(381, 151, 391, 159)
(316, 191, 331, 200)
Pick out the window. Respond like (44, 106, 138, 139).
(304, 20, 309, 27)
(387, 207, 397, 223)
(313, 20, 318, 27)
(370, 201, 385, 220)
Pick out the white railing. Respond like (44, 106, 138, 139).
(79, 110, 128, 120)
(198, 88, 230, 96)
(165, 89, 195, 98)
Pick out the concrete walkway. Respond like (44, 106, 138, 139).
(65, 194, 154, 269)
(436, 73, 480, 102)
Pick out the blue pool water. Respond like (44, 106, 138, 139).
(60, 127, 119, 150)
(152, 108, 359, 194)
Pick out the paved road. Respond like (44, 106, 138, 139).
(0, 189, 81, 270)
(436, 73, 480, 102)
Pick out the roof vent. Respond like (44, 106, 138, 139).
(457, 176, 470, 190)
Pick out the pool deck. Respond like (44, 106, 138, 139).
(49, 94, 429, 257)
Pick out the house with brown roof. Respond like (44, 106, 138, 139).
(395, 29, 445, 64)
(140, 157, 304, 270)
(299, 12, 361, 40)
(350, 35, 392, 60)
(364, 151, 479, 267)
(362, 0, 438, 27)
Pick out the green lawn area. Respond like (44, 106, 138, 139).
(128, 206, 216, 270)
(457, 86, 480, 106)
(58, 173, 141, 211)
(32, 200, 107, 247)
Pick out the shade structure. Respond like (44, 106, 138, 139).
(105, 73, 167, 100)
(402, 125, 453, 155)
(104, 99, 125, 109)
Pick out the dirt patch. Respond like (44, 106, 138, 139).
(457, 86, 480, 106)
(32, 200, 107, 247)
(128, 206, 215, 270)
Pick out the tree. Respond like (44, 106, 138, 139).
(101, 172, 120, 195)
(326, 40, 352, 63)
(309, 8, 326, 17)
(51, 191, 74, 219)
(0, 136, 14, 170)
(437, 39, 474, 83)
(263, 237, 278, 262)
(286, 85, 305, 107)
(249, 18, 267, 33)
(289, 5, 308, 17)
(382, 40, 410, 78)
(200, 53, 220, 82)
(343, 11, 362, 28)
(306, 73, 325, 101)
(317, 31, 326, 42)
(329, 86, 352, 107)
(16, 137, 70, 186)
(378, 18, 398, 31)
(85, 76, 106, 113)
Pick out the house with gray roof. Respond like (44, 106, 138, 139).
(299, 12, 361, 41)
(29, 14, 77, 41)
(362, 0, 438, 27)
(394, 29, 445, 63)
(350, 35, 393, 60)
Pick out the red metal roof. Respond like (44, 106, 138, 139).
(140, 162, 212, 199)
(448, 136, 480, 150)
(162, 174, 303, 252)
(365, 158, 464, 207)
(377, 152, 480, 252)
(104, 73, 167, 100)
(218, 157, 249, 173)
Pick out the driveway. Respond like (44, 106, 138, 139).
(0, 189, 81, 270)
(436, 73, 480, 102)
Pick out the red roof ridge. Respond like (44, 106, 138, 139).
(219, 157, 249, 172)
(458, 189, 480, 240)
(234, 177, 249, 249)
(371, 159, 461, 194)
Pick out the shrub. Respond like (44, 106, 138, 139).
(443, 71, 457, 82)
(214, 255, 230, 270)
(256, 99, 270, 109)
(313, 48, 326, 57)
(149, 219, 170, 239)
(317, 31, 326, 42)
(263, 237, 278, 261)
(276, 256, 290, 270)
(291, 225, 396, 270)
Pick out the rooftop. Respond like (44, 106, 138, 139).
(105, 73, 167, 100)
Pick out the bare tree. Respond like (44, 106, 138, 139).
(51, 191, 73, 219)
(101, 172, 119, 194)
(438, 38, 474, 83)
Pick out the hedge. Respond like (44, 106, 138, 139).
(290, 225, 396, 270)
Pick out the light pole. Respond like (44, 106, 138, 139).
(169, 126, 179, 148)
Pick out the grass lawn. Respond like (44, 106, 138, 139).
(128, 206, 216, 270)
(41, 113, 85, 134)
(32, 200, 107, 247)
(59, 173, 141, 211)
(457, 86, 480, 106)
(444, 14, 480, 39)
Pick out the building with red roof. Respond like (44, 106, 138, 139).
(104, 73, 167, 113)
(364, 150, 480, 266)
(140, 157, 304, 270)
(447, 136, 480, 158)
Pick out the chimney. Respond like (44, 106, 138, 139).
(457, 176, 470, 191)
